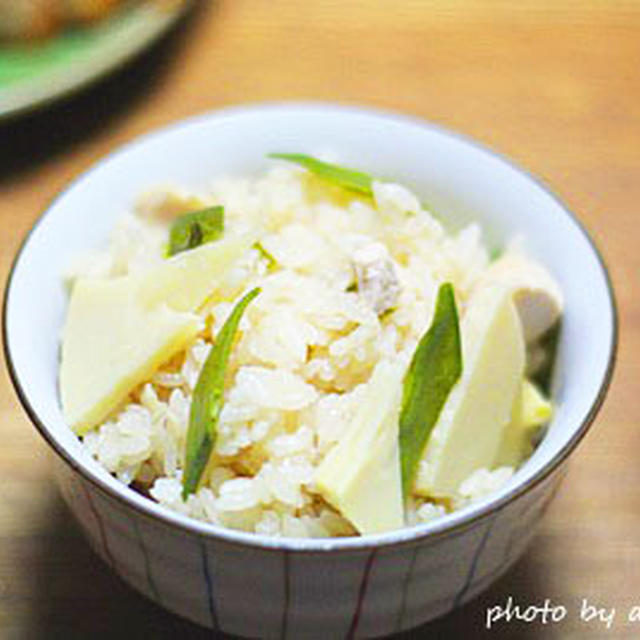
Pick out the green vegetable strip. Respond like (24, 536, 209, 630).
(268, 153, 374, 195)
(182, 287, 261, 500)
(532, 320, 561, 395)
(253, 241, 278, 270)
(399, 282, 462, 497)
(168, 206, 224, 256)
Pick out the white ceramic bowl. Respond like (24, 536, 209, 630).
(3, 104, 616, 638)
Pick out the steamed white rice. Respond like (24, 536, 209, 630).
(73, 163, 519, 538)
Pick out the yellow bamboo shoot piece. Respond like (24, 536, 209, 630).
(495, 379, 553, 468)
(60, 234, 254, 434)
(314, 359, 405, 535)
(414, 285, 526, 499)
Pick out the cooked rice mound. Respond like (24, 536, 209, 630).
(74, 164, 517, 538)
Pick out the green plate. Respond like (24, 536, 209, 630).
(0, 2, 189, 120)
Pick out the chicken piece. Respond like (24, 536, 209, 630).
(135, 189, 209, 223)
(476, 252, 563, 343)
(352, 242, 400, 315)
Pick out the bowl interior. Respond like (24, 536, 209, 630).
(4, 103, 616, 549)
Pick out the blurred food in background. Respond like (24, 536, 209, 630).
(0, 0, 190, 119)
(0, 0, 184, 42)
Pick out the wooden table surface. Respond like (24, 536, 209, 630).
(1, 1, 638, 638)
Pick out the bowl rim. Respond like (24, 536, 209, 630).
(2, 101, 618, 552)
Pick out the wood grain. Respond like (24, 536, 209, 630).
(0, 1, 638, 637)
